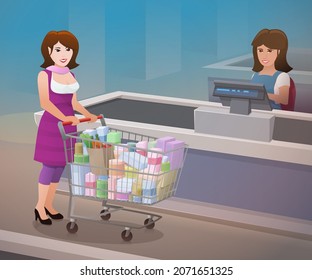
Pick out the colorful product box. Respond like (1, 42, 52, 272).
(70, 164, 90, 196)
(114, 145, 127, 159)
(131, 179, 142, 196)
(119, 152, 148, 170)
(166, 140, 185, 170)
(96, 176, 108, 199)
(156, 136, 175, 152)
(96, 126, 109, 142)
(74, 154, 89, 164)
(142, 196, 157, 205)
(85, 172, 96, 197)
(108, 176, 118, 200)
(136, 141, 148, 156)
(109, 159, 125, 177)
(130, 195, 142, 203)
(124, 165, 140, 180)
(116, 178, 135, 193)
(157, 170, 177, 201)
(107, 131, 122, 144)
(142, 179, 157, 196)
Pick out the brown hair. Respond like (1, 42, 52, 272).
(251, 29, 292, 73)
(40, 30, 79, 69)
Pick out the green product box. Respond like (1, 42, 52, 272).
(107, 131, 122, 144)
(79, 133, 93, 148)
(96, 179, 108, 199)
(74, 154, 89, 164)
(161, 161, 170, 172)
(148, 140, 157, 149)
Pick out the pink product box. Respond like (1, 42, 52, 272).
(114, 145, 128, 159)
(85, 182, 96, 197)
(156, 136, 175, 152)
(116, 193, 129, 201)
(147, 148, 162, 169)
(85, 172, 96, 196)
(166, 140, 185, 170)
(108, 176, 122, 200)
(144, 164, 161, 174)
(136, 141, 148, 156)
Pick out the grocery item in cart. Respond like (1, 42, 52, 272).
(108, 176, 119, 200)
(156, 136, 175, 152)
(96, 175, 108, 199)
(107, 131, 122, 144)
(120, 152, 148, 170)
(88, 144, 114, 175)
(116, 177, 136, 201)
(166, 140, 185, 170)
(124, 165, 139, 180)
(79, 133, 92, 154)
(127, 142, 137, 152)
(85, 172, 96, 197)
(83, 129, 97, 139)
(136, 141, 148, 156)
(71, 164, 90, 196)
(148, 140, 157, 149)
(96, 126, 109, 142)
(157, 170, 177, 200)
(109, 159, 125, 177)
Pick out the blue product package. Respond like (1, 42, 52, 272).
(142, 196, 157, 205)
(96, 126, 110, 142)
(116, 178, 135, 193)
(71, 164, 90, 196)
(119, 152, 148, 170)
(142, 179, 157, 196)
(132, 195, 142, 203)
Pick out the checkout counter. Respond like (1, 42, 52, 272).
(34, 91, 312, 227)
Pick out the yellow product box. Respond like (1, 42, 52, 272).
(131, 179, 142, 196)
(124, 165, 140, 180)
(156, 170, 177, 201)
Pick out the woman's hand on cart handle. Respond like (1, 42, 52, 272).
(85, 113, 99, 123)
(62, 114, 103, 126)
(62, 116, 80, 126)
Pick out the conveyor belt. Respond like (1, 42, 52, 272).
(86, 98, 312, 145)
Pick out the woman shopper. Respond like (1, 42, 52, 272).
(34, 30, 98, 225)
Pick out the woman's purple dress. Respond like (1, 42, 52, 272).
(34, 69, 76, 166)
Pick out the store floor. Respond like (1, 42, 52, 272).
(1, 137, 312, 260)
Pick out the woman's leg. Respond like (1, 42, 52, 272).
(44, 166, 65, 214)
(35, 183, 50, 219)
(36, 164, 62, 218)
(45, 182, 59, 214)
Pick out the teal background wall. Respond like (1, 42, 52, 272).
(0, 0, 311, 115)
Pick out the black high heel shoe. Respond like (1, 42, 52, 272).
(34, 209, 52, 225)
(45, 207, 64, 220)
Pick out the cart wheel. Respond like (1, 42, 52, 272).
(66, 222, 78, 234)
(121, 230, 133, 241)
(144, 218, 155, 229)
(100, 209, 111, 221)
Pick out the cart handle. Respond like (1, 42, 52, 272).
(58, 114, 106, 140)
(62, 115, 104, 126)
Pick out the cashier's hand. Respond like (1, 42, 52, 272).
(63, 116, 80, 126)
(85, 113, 98, 123)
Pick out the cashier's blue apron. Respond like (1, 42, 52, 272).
(251, 71, 282, 110)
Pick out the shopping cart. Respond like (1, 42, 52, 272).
(58, 114, 188, 241)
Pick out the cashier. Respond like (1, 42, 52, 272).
(251, 29, 293, 109)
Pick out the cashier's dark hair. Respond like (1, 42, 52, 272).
(40, 30, 79, 69)
(251, 29, 292, 73)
